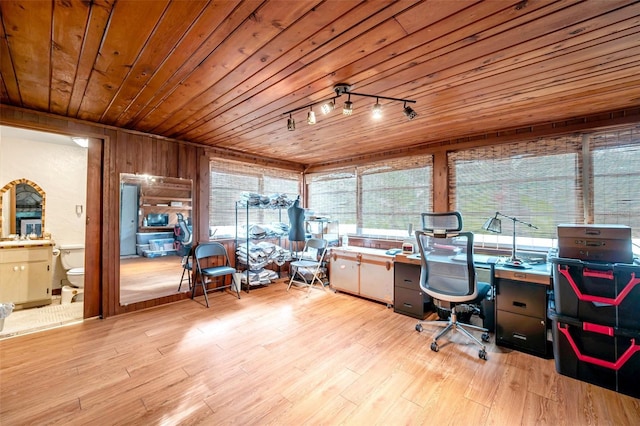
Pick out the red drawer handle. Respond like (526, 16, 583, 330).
(583, 268, 614, 279)
(557, 266, 640, 306)
(557, 323, 640, 370)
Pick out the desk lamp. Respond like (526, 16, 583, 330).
(482, 212, 538, 267)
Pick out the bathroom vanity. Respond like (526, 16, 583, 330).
(0, 240, 53, 308)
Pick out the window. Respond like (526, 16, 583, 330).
(209, 160, 300, 237)
(590, 128, 640, 232)
(449, 126, 640, 251)
(307, 155, 433, 237)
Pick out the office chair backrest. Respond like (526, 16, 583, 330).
(416, 212, 478, 303)
(176, 212, 192, 245)
(421, 211, 462, 233)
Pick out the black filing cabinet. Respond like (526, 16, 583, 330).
(394, 260, 430, 319)
(495, 268, 550, 357)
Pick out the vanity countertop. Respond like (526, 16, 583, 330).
(0, 239, 54, 249)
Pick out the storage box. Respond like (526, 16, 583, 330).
(136, 232, 173, 245)
(149, 238, 175, 251)
(552, 258, 640, 329)
(136, 244, 150, 256)
(549, 304, 640, 398)
(142, 249, 176, 258)
(557, 224, 633, 264)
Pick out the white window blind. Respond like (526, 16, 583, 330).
(590, 127, 640, 237)
(307, 155, 433, 236)
(449, 137, 583, 240)
(450, 126, 640, 245)
(307, 168, 357, 231)
(360, 156, 432, 235)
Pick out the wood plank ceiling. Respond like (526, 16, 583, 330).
(1, 0, 639, 168)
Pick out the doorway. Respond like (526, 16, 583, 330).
(0, 126, 91, 339)
(120, 183, 138, 257)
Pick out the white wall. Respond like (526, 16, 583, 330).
(0, 127, 88, 289)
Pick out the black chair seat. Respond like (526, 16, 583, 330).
(201, 265, 236, 277)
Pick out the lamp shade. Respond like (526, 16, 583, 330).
(482, 216, 501, 233)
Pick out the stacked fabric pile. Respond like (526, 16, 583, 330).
(236, 241, 292, 269)
(238, 192, 295, 208)
(237, 223, 289, 239)
(239, 269, 280, 287)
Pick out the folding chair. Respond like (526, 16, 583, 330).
(287, 238, 328, 294)
(193, 242, 240, 307)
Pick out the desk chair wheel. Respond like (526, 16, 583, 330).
(415, 324, 423, 332)
(430, 342, 439, 352)
(481, 332, 490, 342)
(479, 349, 487, 360)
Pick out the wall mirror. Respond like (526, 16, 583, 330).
(119, 173, 193, 305)
(0, 178, 45, 238)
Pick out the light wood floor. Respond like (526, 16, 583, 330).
(1, 282, 638, 425)
(120, 255, 188, 305)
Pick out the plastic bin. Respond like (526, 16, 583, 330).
(142, 249, 176, 258)
(549, 303, 640, 398)
(149, 238, 175, 251)
(136, 232, 173, 245)
(136, 244, 150, 256)
(551, 258, 640, 329)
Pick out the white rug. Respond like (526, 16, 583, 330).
(0, 301, 83, 339)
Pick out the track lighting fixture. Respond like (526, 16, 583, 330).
(343, 94, 353, 116)
(282, 83, 416, 130)
(307, 106, 316, 124)
(372, 98, 382, 119)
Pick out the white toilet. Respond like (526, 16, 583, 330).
(60, 244, 84, 304)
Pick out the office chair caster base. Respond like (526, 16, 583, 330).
(415, 324, 423, 332)
(479, 349, 487, 360)
(430, 342, 439, 352)
(481, 332, 490, 342)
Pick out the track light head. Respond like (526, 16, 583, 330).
(343, 101, 353, 116)
(307, 108, 316, 125)
(343, 94, 353, 115)
(403, 102, 417, 120)
(321, 99, 335, 115)
(372, 98, 382, 119)
(287, 114, 295, 131)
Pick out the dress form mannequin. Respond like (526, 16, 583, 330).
(288, 197, 305, 253)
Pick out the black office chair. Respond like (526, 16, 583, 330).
(193, 242, 240, 307)
(176, 213, 193, 291)
(414, 212, 491, 360)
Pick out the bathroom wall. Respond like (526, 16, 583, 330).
(0, 127, 88, 290)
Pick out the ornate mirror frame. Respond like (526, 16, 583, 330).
(0, 178, 46, 238)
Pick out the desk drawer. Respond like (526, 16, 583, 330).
(496, 279, 546, 318)
(394, 262, 421, 291)
(496, 310, 547, 356)
(393, 286, 429, 319)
